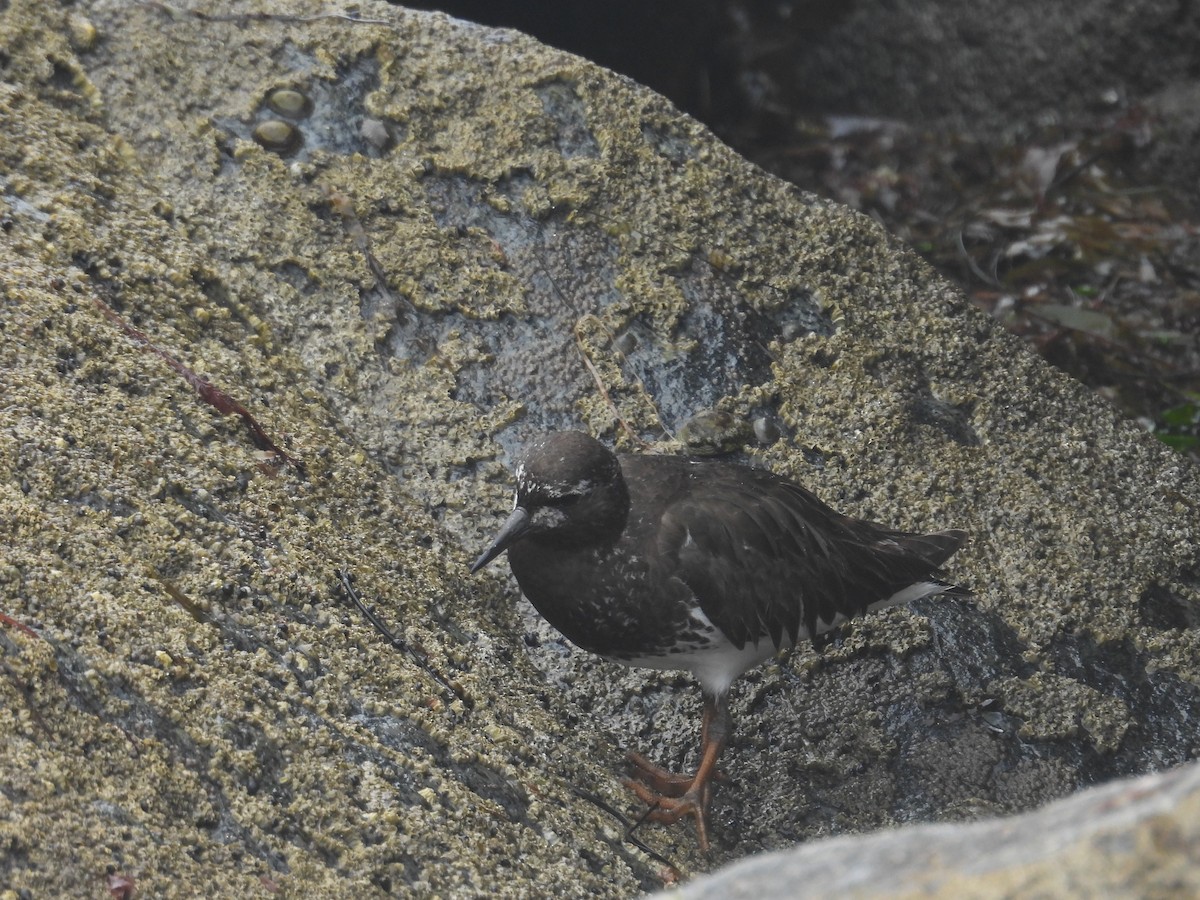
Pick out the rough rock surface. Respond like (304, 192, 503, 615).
(1, 0, 1198, 897)
(664, 758, 1200, 899)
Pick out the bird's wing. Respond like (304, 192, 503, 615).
(658, 470, 964, 650)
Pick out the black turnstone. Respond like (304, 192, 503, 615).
(471, 431, 968, 850)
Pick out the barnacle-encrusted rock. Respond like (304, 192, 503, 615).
(1, 0, 1197, 897)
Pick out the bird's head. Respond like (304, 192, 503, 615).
(470, 431, 628, 572)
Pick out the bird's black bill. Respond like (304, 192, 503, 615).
(470, 506, 531, 573)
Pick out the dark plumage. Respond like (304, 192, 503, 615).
(472, 431, 968, 850)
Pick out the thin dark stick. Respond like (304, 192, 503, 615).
(572, 316, 653, 449)
(325, 189, 413, 324)
(336, 569, 473, 708)
(570, 786, 681, 878)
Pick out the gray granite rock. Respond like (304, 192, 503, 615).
(662, 758, 1200, 899)
(1, 0, 1197, 896)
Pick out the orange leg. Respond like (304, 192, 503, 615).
(625, 750, 696, 797)
(623, 691, 731, 852)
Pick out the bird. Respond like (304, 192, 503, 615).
(471, 430, 968, 851)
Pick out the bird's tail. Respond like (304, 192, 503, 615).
(898, 528, 968, 568)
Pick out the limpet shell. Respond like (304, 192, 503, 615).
(252, 119, 302, 155)
(265, 88, 312, 119)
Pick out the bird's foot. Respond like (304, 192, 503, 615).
(622, 697, 731, 853)
(625, 750, 727, 797)
(623, 751, 724, 851)
(624, 751, 694, 797)
(622, 774, 713, 852)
